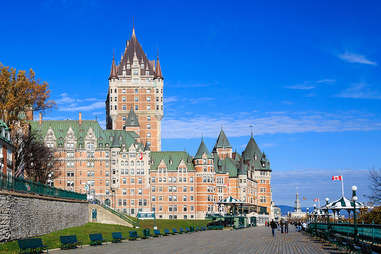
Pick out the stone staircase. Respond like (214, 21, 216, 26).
(88, 204, 134, 227)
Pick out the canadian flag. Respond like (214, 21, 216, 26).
(313, 198, 319, 202)
(332, 175, 342, 181)
(139, 152, 143, 160)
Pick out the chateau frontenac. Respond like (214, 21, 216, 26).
(29, 28, 272, 220)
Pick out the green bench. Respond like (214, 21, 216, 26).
(129, 230, 138, 240)
(164, 229, 170, 236)
(89, 233, 104, 246)
(112, 232, 125, 243)
(18, 238, 48, 253)
(142, 228, 151, 239)
(153, 229, 161, 237)
(60, 235, 82, 249)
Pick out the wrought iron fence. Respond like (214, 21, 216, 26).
(309, 222, 381, 244)
(0, 173, 87, 201)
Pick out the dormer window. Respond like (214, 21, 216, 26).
(141, 63, 144, 69)
(145, 71, 149, 76)
(127, 64, 130, 69)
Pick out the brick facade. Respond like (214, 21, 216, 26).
(29, 28, 272, 219)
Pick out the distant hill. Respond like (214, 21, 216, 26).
(277, 205, 314, 216)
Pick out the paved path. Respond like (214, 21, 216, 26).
(55, 226, 339, 254)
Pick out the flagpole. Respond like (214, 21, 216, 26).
(341, 174, 345, 197)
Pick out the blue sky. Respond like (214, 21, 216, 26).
(1, 0, 380, 206)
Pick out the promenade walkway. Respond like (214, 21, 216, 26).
(55, 226, 339, 254)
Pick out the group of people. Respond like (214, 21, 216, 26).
(268, 219, 289, 237)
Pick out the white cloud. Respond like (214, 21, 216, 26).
(162, 111, 381, 139)
(164, 96, 178, 103)
(187, 97, 215, 104)
(286, 85, 315, 90)
(286, 79, 336, 90)
(59, 101, 105, 112)
(338, 52, 377, 65)
(336, 83, 381, 100)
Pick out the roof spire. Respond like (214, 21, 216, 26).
(249, 124, 254, 138)
(154, 53, 163, 79)
(109, 51, 118, 80)
(132, 19, 136, 38)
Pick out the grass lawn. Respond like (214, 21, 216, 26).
(0, 220, 209, 254)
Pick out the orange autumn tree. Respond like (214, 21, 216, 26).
(0, 63, 55, 127)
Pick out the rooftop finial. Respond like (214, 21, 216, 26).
(132, 18, 135, 37)
(249, 124, 254, 137)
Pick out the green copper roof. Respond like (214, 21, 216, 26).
(194, 138, 213, 159)
(214, 156, 238, 177)
(126, 108, 139, 127)
(243, 135, 261, 161)
(111, 134, 121, 148)
(214, 129, 231, 149)
(150, 151, 195, 171)
(29, 120, 139, 149)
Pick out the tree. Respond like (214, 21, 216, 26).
(368, 168, 381, 205)
(0, 63, 55, 127)
(14, 129, 61, 184)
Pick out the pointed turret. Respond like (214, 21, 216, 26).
(125, 107, 139, 127)
(194, 138, 212, 159)
(213, 129, 231, 150)
(155, 55, 163, 79)
(144, 142, 150, 151)
(109, 54, 118, 80)
(243, 132, 261, 161)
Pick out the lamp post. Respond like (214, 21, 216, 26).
(313, 204, 317, 236)
(352, 185, 358, 243)
(306, 207, 310, 223)
(325, 198, 330, 233)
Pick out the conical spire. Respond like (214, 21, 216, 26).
(194, 138, 212, 159)
(109, 54, 118, 80)
(214, 128, 231, 149)
(144, 142, 150, 151)
(155, 55, 163, 79)
(125, 107, 139, 127)
(243, 134, 261, 161)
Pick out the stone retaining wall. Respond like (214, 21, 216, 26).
(0, 191, 88, 242)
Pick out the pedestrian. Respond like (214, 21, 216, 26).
(280, 220, 284, 234)
(270, 220, 277, 237)
(285, 220, 289, 234)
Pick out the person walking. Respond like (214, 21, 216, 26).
(285, 220, 289, 234)
(280, 220, 284, 234)
(270, 220, 277, 237)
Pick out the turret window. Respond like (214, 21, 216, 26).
(147, 105, 151, 110)
(122, 89, 126, 93)
(145, 71, 149, 75)
(147, 116, 151, 121)
(135, 105, 138, 110)
(134, 97, 138, 102)
(122, 105, 126, 110)
(147, 97, 151, 102)
(146, 133, 151, 138)
(135, 88, 138, 93)
(122, 96, 126, 102)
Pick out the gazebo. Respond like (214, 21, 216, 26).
(217, 196, 246, 215)
(324, 195, 365, 222)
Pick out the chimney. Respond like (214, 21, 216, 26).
(39, 112, 42, 125)
(79, 112, 82, 125)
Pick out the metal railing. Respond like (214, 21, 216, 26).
(309, 222, 381, 244)
(0, 173, 87, 201)
(100, 203, 138, 226)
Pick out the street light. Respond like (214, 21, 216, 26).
(313, 204, 317, 236)
(306, 207, 310, 223)
(352, 185, 358, 243)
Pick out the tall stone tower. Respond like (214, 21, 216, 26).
(106, 27, 164, 151)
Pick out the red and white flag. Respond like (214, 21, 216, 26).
(332, 175, 342, 181)
(313, 198, 319, 202)
(139, 152, 143, 160)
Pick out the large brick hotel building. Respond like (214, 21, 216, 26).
(30, 28, 272, 219)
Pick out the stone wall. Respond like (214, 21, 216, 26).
(0, 191, 88, 242)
